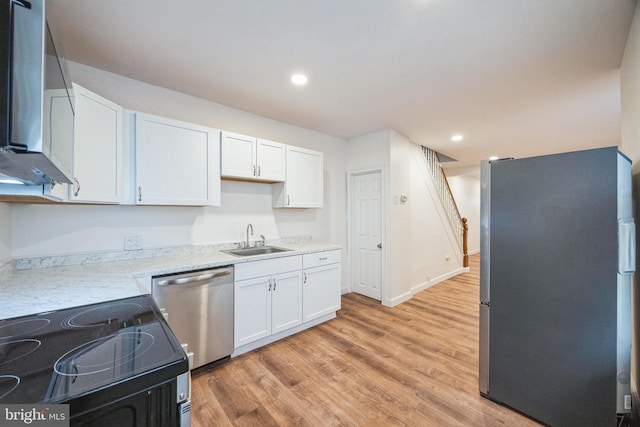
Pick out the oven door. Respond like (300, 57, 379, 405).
(70, 378, 180, 427)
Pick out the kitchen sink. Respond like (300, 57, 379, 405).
(222, 246, 292, 257)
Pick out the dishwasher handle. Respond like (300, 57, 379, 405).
(156, 270, 232, 286)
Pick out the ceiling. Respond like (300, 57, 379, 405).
(50, 0, 636, 169)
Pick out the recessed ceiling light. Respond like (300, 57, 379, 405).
(291, 74, 308, 86)
(451, 134, 463, 142)
(489, 156, 499, 161)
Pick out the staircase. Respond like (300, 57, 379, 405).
(420, 146, 469, 267)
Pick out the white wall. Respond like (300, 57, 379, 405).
(0, 203, 11, 265)
(11, 63, 347, 258)
(389, 131, 414, 304)
(407, 142, 463, 290)
(448, 174, 481, 254)
(346, 130, 390, 171)
(620, 0, 640, 415)
(622, 2, 640, 175)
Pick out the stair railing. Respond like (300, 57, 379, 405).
(421, 146, 469, 267)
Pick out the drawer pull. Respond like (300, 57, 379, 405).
(319, 257, 328, 261)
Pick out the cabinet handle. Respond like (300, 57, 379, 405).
(268, 278, 272, 291)
(303, 272, 307, 284)
(319, 257, 327, 261)
(73, 177, 80, 197)
(156, 271, 231, 286)
(253, 165, 256, 177)
(257, 165, 261, 177)
(287, 195, 291, 206)
(138, 186, 142, 202)
(273, 278, 276, 291)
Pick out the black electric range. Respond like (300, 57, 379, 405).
(0, 295, 190, 424)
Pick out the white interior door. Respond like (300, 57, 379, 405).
(351, 171, 383, 300)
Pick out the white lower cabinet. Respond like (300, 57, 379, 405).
(234, 256, 302, 348)
(303, 250, 341, 322)
(233, 250, 342, 355)
(234, 276, 271, 346)
(271, 271, 303, 334)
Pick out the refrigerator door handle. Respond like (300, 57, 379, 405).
(618, 219, 636, 274)
(479, 160, 491, 303)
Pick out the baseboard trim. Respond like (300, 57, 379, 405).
(381, 267, 470, 307)
(383, 291, 412, 307)
(411, 267, 469, 295)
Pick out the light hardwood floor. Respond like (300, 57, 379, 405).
(191, 254, 541, 426)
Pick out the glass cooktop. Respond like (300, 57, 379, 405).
(0, 295, 188, 404)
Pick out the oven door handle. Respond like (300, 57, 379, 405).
(156, 270, 231, 286)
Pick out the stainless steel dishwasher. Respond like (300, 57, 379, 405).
(152, 266, 234, 369)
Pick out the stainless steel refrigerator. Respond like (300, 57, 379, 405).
(479, 147, 636, 426)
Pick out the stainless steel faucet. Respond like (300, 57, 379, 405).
(246, 223, 254, 248)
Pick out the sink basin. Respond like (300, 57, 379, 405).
(222, 246, 292, 257)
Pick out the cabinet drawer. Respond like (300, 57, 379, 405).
(235, 255, 302, 281)
(303, 250, 341, 269)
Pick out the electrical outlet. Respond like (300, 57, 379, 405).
(124, 235, 143, 251)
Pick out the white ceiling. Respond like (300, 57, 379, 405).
(50, 0, 636, 168)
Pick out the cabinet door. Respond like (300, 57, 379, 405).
(271, 270, 303, 334)
(256, 139, 285, 182)
(42, 89, 74, 200)
(221, 131, 256, 179)
(135, 113, 220, 206)
(43, 89, 74, 187)
(273, 146, 323, 208)
(303, 263, 341, 322)
(235, 276, 271, 348)
(70, 84, 123, 203)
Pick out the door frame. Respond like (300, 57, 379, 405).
(347, 166, 388, 303)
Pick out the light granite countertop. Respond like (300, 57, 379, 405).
(0, 240, 341, 321)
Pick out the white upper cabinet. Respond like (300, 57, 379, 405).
(42, 89, 74, 201)
(220, 132, 255, 179)
(273, 146, 323, 208)
(69, 84, 123, 203)
(135, 113, 220, 206)
(255, 139, 286, 182)
(221, 131, 285, 182)
(43, 89, 74, 187)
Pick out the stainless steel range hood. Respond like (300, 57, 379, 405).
(0, 0, 74, 185)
